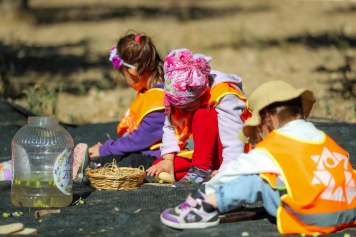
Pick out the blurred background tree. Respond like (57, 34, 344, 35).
(0, 0, 34, 24)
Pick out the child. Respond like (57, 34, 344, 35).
(160, 81, 356, 235)
(0, 160, 12, 181)
(72, 32, 166, 183)
(146, 48, 251, 186)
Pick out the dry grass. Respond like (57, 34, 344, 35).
(0, 0, 355, 124)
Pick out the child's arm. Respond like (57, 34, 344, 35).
(98, 111, 165, 156)
(146, 116, 179, 178)
(159, 116, 180, 155)
(215, 95, 246, 172)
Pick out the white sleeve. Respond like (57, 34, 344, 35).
(215, 95, 246, 172)
(160, 116, 180, 156)
(205, 149, 281, 195)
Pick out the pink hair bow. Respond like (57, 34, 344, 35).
(134, 35, 141, 43)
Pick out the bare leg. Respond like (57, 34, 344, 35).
(204, 193, 218, 209)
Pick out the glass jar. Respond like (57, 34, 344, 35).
(11, 116, 74, 207)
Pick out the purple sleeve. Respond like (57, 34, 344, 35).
(99, 110, 165, 156)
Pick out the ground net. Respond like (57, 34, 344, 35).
(0, 99, 355, 236)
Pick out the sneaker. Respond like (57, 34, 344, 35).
(160, 189, 219, 229)
(72, 143, 91, 183)
(174, 166, 212, 187)
(0, 160, 12, 181)
(0, 169, 12, 181)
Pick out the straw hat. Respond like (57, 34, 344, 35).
(238, 80, 316, 144)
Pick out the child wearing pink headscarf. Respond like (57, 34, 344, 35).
(146, 48, 251, 186)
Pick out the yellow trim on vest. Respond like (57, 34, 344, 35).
(149, 143, 161, 150)
(259, 173, 286, 190)
(212, 91, 244, 107)
(276, 203, 286, 234)
(137, 106, 165, 125)
(245, 100, 252, 113)
(117, 87, 164, 150)
(255, 147, 293, 197)
(178, 150, 193, 158)
(145, 88, 164, 150)
(174, 126, 180, 141)
(209, 83, 247, 107)
(137, 88, 165, 124)
(118, 88, 164, 134)
(147, 88, 164, 92)
(259, 173, 270, 184)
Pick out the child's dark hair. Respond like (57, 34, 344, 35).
(208, 75, 214, 88)
(116, 32, 164, 88)
(260, 97, 304, 128)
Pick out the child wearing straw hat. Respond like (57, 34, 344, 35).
(160, 80, 356, 235)
(146, 48, 251, 186)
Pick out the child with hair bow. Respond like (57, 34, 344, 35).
(160, 81, 356, 236)
(72, 32, 166, 183)
(146, 48, 251, 187)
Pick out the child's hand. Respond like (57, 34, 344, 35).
(211, 170, 219, 177)
(146, 161, 175, 181)
(146, 153, 175, 181)
(88, 142, 102, 159)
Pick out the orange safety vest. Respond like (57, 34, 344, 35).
(117, 88, 165, 150)
(257, 131, 356, 235)
(171, 82, 252, 159)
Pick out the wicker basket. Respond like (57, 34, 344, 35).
(85, 160, 145, 190)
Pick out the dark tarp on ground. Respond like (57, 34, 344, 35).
(1, 98, 356, 237)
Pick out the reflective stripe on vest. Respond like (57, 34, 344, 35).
(117, 88, 164, 150)
(173, 82, 251, 159)
(257, 130, 356, 235)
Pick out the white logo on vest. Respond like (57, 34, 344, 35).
(310, 147, 356, 204)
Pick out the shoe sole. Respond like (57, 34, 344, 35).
(77, 149, 90, 183)
(160, 214, 220, 229)
(72, 143, 89, 182)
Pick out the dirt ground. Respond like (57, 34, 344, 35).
(0, 0, 356, 124)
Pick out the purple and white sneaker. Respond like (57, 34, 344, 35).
(160, 189, 219, 229)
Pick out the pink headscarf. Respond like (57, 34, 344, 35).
(164, 48, 211, 114)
